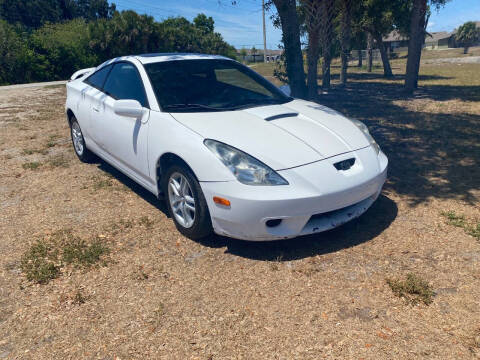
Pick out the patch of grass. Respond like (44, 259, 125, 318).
(72, 289, 88, 305)
(22, 148, 48, 156)
(119, 218, 134, 229)
(441, 210, 466, 227)
(20, 230, 109, 284)
(62, 238, 109, 267)
(441, 211, 480, 241)
(48, 154, 69, 168)
(46, 134, 60, 148)
(92, 176, 114, 191)
(386, 273, 435, 305)
(138, 216, 155, 229)
(467, 223, 480, 240)
(22, 161, 42, 170)
(20, 240, 61, 284)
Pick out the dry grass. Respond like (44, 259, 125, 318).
(0, 56, 479, 359)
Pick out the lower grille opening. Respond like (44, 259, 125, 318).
(309, 200, 364, 222)
(266, 219, 282, 228)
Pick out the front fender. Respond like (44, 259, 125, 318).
(148, 111, 236, 183)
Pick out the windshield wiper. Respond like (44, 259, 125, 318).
(164, 103, 230, 111)
(226, 98, 286, 110)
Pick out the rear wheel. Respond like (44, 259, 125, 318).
(164, 164, 213, 240)
(70, 116, 95, 163)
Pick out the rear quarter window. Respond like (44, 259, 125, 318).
(84, 65, 112, 89)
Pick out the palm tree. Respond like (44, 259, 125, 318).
(456, 21, 479, 54)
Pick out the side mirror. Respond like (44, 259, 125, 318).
(279, 84, 291, 97)
(113, 99, 144, 118)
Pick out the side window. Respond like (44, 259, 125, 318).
(84, 65, 112, 89)
(103, 63, 147, 107)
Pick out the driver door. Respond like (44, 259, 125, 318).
(98, 62, 151, 184)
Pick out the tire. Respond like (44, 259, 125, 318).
(70, 116, 95, 163)
(163, 164, 213, 240)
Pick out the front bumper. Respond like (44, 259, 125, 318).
(201, 147, 388, 241)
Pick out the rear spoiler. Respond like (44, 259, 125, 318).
(70, 67, 95, 81)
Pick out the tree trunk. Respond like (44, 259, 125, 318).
(320, 0, 334, 89)
(273, 0, 307, 99)
(464, 46, 469, 54)
(367, 32, 373, 72)
(302, 0, 322, 99)
(374, 33, 393, 78)
(339, 0, 352, 86)
(322, 54, 331, 88)
(307, 31, 320, 99)
(405, 0, 427, 93)
(357, 49, 362, 67)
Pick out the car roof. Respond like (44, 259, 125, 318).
(98, 53, 232, 68)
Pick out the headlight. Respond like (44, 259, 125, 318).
(204, 139, 288, 186)
(351, 119, 380, 155)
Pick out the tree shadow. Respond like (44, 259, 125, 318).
(195, 195, 397, 261)
(318, 78, 480, 206)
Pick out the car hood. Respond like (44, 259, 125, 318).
(170, 99, 370, 170)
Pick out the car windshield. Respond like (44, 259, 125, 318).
(144, 59, 292, 112)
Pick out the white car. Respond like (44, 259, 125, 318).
(66, 53, 388, 241)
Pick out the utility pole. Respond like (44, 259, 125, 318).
(262, 0, 267, 63)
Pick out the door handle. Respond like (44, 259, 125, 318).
(92, 107, 100, 112)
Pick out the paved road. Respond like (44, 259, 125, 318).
(0, 80, 66, 91)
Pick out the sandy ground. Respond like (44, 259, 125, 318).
(0, 66, 479, 359)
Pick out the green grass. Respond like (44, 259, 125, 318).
(386, 273, 435, 305)
(20, 240, 61, 284)
(22, 161, 42, 170)
(20, 230, 109, 284)
(441, 211, 480, 241)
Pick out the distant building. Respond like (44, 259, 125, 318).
(382, 31, 409, 53)
(237, 49, 283, 63)
(382, 21, 480, 52)
(424, 31, 455, 50)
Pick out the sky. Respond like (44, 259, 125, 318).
(113, 0, 480, 49)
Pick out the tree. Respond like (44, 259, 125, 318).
(319, 0, 335, 89)
(366, 32, 373, 72)
(358, 0, 404, 78)
(0, 20, 34, 84)
(271, 0, 307, 98)
(456, 21, 479, 54)
(30, 19, 97, 81)
(239, 48, 247, 62)
(194, 13, 214, 34)
(251, 45, 258, 61)
(405, 0, 449, 93)
(0, 0, 115, 28)
(338, 0, 353, 85)
(301, 0, 322, 99)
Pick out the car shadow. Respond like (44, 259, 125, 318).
(196, 194, 397, 262)
(96, 160, 170, 217)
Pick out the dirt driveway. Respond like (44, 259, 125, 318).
(0, 67, 479, 359)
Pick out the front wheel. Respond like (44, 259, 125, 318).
(164, 164, 213, 240)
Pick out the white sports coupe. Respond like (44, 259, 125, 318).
(65, 53, 388, 241)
